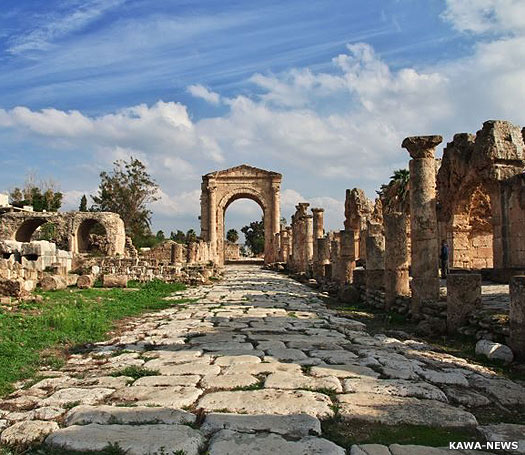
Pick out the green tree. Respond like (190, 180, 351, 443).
(10, 174, 63, 212)
(79, 195, 88, 212)
(241, 218, 265, 255)
(170, 230, 186, 243)
(91, 157, 159, 243)
(156, 230, 165, 241)
(377, 169, 410, 214)
(226, 228, 239, 243)
(186, 229, 197, 243)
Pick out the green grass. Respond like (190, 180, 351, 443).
(0, 280, 187, 397)
(321, 419, 480, 450)
(110, 365, 160, 380)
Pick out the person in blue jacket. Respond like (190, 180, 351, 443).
(440, 240, 449, 278)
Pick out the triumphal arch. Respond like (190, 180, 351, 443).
(200, 165, 282, 265)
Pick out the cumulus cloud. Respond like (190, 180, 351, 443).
(187, 84, 221, 105)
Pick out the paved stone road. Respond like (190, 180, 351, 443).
(1, 266, 524, 454)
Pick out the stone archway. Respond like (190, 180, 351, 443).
(200, 165, 282, 265)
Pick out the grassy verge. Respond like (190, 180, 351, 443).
(0, 280, 188, 397)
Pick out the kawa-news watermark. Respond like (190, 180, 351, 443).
(449, 441, 519, 451)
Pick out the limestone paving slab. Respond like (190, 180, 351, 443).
(1, 420, 59, 446)
(45, 423, 205, 455)
(197, 389, 334, 418)
(207, 430, 346, 455)
(41, 387, 115, 407)
(65, 405, 196, 426)
(337, 392, 477, 427)
(111, 385, 202, 407)
(201, 412, 321, 437)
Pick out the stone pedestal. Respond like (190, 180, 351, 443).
(510, 275, 525, 360)
(384, 213, 410, 309)
(403, 135, 442, 315)
(447, 274, 481, 334)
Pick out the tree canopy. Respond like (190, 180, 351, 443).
(226, 228, 239, 243)
(91, 157, 159, 243)
(10, 174, 62, 212)
(241, 218, 264, 255)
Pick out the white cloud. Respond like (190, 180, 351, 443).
(8, 0, 127, 54)
(2, 24, 525, 234)
(187, 84, 221, 105)
(442, 0, 525, 35)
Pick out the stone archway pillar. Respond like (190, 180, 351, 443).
(403, 135, 442, 315)
(207, 182, 218, 262)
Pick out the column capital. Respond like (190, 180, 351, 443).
(402, 135, 443, 159)
(311, 207, 325, 214)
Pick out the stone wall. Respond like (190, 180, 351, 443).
(224, 241, 240, 261)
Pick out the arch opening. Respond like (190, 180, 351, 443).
(224, 198, 265, 260)
(15, 218, 48, 242)
(77, 219, 108, 255)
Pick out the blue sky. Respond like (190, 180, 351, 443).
(1, 0, 525, 237)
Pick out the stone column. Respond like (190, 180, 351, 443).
(403, 135, 442, 315)
(280, 229, 289, 262)
(447, 274, 481, 334)
(207, 183, 218, 262)
(384, 212, 410, 309)
(316, 236, 331, 280)
(510, 275, 525, 360)
(339, 230, 356, 284)
(305, 214, 314, 268)
(268, 181, 281, 264)
(365, 222, 385, 291)
(312, 208, 324, 262)
(330, 233, 341, 282)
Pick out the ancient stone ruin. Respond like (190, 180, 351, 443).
(270, 120, 525, 361)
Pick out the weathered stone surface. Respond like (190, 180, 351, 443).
(475, 339, 514, 363)
(155, 363, 221, 376)
(447, 274, 481, 334)
(65, 405, 196, 426)
(133, 375, 200, 387)
(41, 387, 115, 407)
(198, 389, 334, 418)
(207, 430, 345, 455)
(338, 393, 477, 427)
(111, 386, 202, 407)
(201, 373, 259, 390)
(310, 350, 358, 363)
(1, 420, 59, 446)
(265, 371, 342, 392)
(214, 355, 262, 366)
(478, 424, 525, 454)
(468, 375, 525, 406)
(201, 413, 321, 437)
(311, 364, 380, 379)
(350, 445, 391, 455)
(45, 423, 205, 455)
(442, 386, 490, 407)
(343, 379, 447, 401)
(417, 369, 468, 386)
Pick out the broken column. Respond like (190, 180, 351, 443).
(338, 230, 356, 284)
(510, 275, 525, 360)
(446, 273, 482, 334)
(365, 222, 385, 291)
(290, 203, 311, 273)
(403, 135, 442, 315)
(384, 212, 410, 309)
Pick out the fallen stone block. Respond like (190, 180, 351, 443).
(77, 274, 95, 289)
(475, 339, 514, 363)
(40, 275, 68, 291)
(102, 274, 128, 288)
